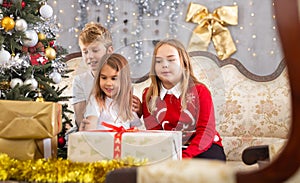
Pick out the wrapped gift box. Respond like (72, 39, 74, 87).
(68, 130, 182, 164)
(0, 137, 57, 160)
(0, 100, 62, 160)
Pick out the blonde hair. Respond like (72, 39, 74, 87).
(92, 53, 134, 121)
(79, 23, 112, 49)
(146, 39, 200, 113)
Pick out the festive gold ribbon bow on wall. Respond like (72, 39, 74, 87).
(186, 3, 238, 60)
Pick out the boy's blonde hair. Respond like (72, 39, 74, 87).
(92, 53, 134, 121)
(79, 23, 112, 49)
(146, 39, 200, 113)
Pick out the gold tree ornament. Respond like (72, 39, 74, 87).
(1, 16, 15, 31)
(45, 46, 56, 60)
(0, 80, 10, 90)
(38, 32, 46, 40)
(35, 89, 44, 102)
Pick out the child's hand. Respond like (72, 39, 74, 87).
(132, 95, 142, 117)
(79, 118, 91, 131)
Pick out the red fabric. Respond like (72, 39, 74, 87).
(142, 83, 223, 158)
(30, 54, 48, 65)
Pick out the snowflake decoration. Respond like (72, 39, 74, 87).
(186, 93, 196, 104)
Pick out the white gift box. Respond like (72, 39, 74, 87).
(68, 130, 182, 164)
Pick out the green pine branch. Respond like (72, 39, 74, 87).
(5, 84, 32, 101)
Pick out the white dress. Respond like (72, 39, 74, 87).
(85, 96, 142, 130)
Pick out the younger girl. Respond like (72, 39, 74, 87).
(72, 23, 113, 128)
(142, 39, 226, 161)
(80, 53, 142, 130)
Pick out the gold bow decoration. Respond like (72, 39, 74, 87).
(186, 3, 238, 60)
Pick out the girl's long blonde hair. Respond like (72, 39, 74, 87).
(92, 53, 134, 121)
(146, 39, 200, 113)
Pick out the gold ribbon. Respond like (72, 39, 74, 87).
(186, 3, 238, 60)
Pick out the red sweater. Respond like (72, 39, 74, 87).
(142, 83, 223, 158)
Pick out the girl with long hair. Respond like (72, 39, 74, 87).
(80, 53, 142, 130)
(142, 39, 226, 161)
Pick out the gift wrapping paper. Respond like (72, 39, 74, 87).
(68, 130, 182, 164)
(0, 100, 62, 160)
(0, 100, 62, 139)
(0, 137, 57, 160)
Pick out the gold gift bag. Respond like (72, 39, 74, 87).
(0, 100, 62, 160)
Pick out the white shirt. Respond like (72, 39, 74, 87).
(85, 96, 142, 130)
(160, 82, 182, 100)
(71, 71, 94, 104)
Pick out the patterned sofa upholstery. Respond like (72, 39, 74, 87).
(61, 51, 291, 170)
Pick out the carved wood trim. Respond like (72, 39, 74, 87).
(64, 52, 82, 61)
(188, 51, 286, 82)
(132, 51, 287, 83)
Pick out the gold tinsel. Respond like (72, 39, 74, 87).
(0, 153, 146, 183)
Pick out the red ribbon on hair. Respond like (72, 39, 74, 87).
(101, 122, 138, 159)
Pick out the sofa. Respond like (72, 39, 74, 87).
(61, 50, 291, 171)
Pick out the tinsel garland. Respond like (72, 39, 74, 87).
(0, 153, 146, 183)
(76, 0, 183, 64)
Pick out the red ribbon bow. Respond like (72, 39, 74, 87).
(101, 122, 138, 159)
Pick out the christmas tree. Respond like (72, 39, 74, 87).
(0, 0, 73, 123)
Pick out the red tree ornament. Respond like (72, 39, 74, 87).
(57, 135, 66, 148)
(21, 1, 26, 8)
(49, 40, 55, 47)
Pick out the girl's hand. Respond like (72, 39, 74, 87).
(79, 118, 91, 131)
(132, 95, 142, 117)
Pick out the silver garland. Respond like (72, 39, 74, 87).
(133, 0, 183, 64)
(77, 0, 116, 30)
(169, 0, 181, 35)
(35, 16, 60, 39)
(133, 0, 169, 64)
(76, 0, 183, 64)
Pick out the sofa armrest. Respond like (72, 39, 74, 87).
(242, 140, 287, 167)
(242, 145, 270, 166)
